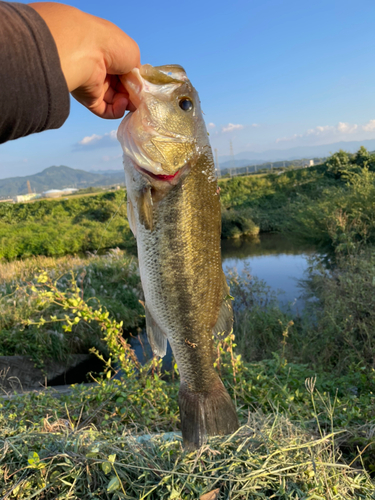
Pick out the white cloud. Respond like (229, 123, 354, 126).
(207, 122, 216, 129)
(75, 130, 118, 151)
(79, 130, 117, 146)
(362, 120, 375, 132)
(276, 133, 301, 143)
(251, 123, 260, 128)
(222, 123, 244, 133)
(337, 122, 358, 134)
(79, 134, 102, 145)
(277, 122, 359, 143)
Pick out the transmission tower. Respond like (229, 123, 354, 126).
(230, 140, 235, 176)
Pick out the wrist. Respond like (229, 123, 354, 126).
(28, 2, 100, 92)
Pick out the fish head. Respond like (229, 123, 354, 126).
(118, 64, 204, 180)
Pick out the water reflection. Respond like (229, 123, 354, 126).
(222, 234, 317, 311)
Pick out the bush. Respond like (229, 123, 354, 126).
(221, 209, 259, 239)
(0, 250, 144, 368)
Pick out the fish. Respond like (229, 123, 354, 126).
(117, 64, 239, 449)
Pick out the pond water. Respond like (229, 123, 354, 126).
(222, 233, 317, 312)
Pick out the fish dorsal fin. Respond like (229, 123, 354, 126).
(137, 187, 154, 231)
(127, 198, 137, 238)
(213, 272, 234, 339)
(145, 304, 168, 358)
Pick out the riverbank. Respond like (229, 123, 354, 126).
(2, 148, 375, 261)
(220, 148, 375, 251)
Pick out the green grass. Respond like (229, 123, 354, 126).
(220, 148, 375, 251)
(1, 350, 375, 498)
(1, 147, 375, 496)
(1, 251, 375, 497)
(0, 190, 135, 260)
(0, 250, 143, 369)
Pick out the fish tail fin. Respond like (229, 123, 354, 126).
(179, 377, 239, 450)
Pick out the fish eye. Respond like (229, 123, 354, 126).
(179, 98, 193, 112)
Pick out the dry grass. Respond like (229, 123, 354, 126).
(0, 253, 97, 283)
(0, 410, 373, 499)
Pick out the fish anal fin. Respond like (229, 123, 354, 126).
(127, 198, 137, 238)
(145, 305, 167, 358)
(137, 187, 153, 231)
(179, 377, 239, 450)
(212, 272, 234, 339)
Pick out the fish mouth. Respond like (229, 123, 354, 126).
(135, 165, 182, 183)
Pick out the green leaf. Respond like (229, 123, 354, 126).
(107, 476, 120, 492)
(28, 451, 40, 466)
(108, 454, 116, 464)
(169, 489, 181, 499)
(27, 451, 45, 470)
(101, 461, 112, 474)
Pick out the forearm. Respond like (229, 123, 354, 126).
(0, 2, 70, 144)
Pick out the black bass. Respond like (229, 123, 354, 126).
(117, 64, 239, 449)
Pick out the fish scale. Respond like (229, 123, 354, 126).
(118, 64, 239, 449)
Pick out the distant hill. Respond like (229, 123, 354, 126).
(218, 138, 375, 168)
(0, 165, 125, 198)
(88, 169, 124, 176)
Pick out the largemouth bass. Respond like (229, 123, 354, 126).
(117, 64, 239, 449)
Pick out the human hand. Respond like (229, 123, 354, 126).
(29, 2, 140, 119)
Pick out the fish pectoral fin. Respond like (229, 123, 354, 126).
(137, 187, 153, 231)
(145, 305, 167, 358)
(127, 198, 137, 238)
(212, 272, 234, 339)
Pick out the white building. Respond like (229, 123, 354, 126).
(13, 193, 41, 203)
(42, 188, 79, 198)
(42, 189, 63, 198)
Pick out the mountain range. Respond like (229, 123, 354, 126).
(218, 139, 375, 169)
(1, 139, 374, 198)
(0, 166, 125, 198)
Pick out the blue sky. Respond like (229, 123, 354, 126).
(2, 0, 375, 178)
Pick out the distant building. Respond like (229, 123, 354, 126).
(42, 188, 78, 198)
(42, 189, 62, 198)
(309, 160, 314, 167)
(13, 193, 41, 203)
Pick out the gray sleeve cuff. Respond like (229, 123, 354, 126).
(0, 2, 70, 143)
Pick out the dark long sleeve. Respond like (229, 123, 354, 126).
(0, 2, 70, 144)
